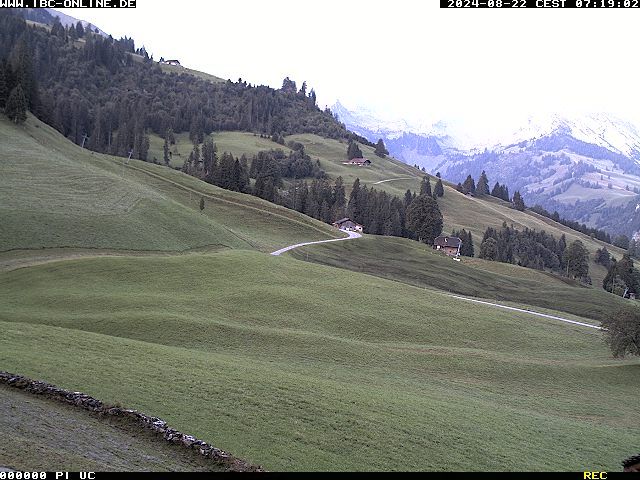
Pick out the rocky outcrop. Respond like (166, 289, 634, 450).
(0, 371, 263, 472)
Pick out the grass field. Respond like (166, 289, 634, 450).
(0, 116, 340, 255)
(287, 236, 629, 323)
(145, 128, 623, 286)
(0, 385, 225, 471)
(2, 115, 638, 471)
(0, 251, 637, 471)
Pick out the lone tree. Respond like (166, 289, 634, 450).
(476, 170, 490, 196)
(434, 177, 445, 198)
(5, 84, 27, 124)
(563, 239, 589, 280)
(406, 194, 443, 245)
(199, 197, 205, 214)
(600, 307, 640, 358)
(374, 138, 388, 157)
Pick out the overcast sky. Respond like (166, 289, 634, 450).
(58, 0, 640, 127)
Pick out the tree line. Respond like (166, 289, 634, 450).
(478, 222, 591, 283)
(453, 168, 613, 244)
(0, 10, 371, 160)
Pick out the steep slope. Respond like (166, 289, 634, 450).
(0, 115, 341, 256)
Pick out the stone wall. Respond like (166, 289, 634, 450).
(0, 371, 263, 472)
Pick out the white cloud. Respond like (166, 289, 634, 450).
(57, 0, 640, 125)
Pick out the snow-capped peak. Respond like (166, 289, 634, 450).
(333, 101, 640, 157)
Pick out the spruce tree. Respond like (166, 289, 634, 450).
(163, 136, 170, 166)
(434, 178, 444, 198)
(374, 138, 388, 157)
(476, 171, 490, 195)
(420, 176, 432, 197)
(347, 140, 363, 160)
(406, 194, 443, 245)
(462, 175, 476, 195)
(5, 84, 27, 124)
(512, 191, 525, 211)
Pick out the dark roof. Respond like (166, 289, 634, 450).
(349, 158, 370, 164)
(434, 236, 462, 248)
(334, 218, 351, 224)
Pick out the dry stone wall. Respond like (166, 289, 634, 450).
(0, 371, 263, 472)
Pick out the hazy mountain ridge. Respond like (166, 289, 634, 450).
(334, 101, 640, 236)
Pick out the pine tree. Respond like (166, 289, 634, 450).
(199, 197, 205, 214)
(5, 84, 27, 124)
(404, 189, 413, 208)
(347, 178, 362, 221)
(332, 176, 346, 220)
(406, 194, 443, 245)
(512, 191, 525, 211)
(420, 176, 432, 197)
(434, 178, 444, 198)
(347, 140, 363, 160)
(476, 171, 490, 195)
(202, 139, 218, 181)
(163, 136, 170, 166)
(462, 175, 476, 195)
(374, 138, 388, 157)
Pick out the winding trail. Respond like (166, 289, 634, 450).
(373, 177, 416, 185)
(445, 294, 601, 330)
(271, 232, 600, 330)
(271, 230, 362, 256)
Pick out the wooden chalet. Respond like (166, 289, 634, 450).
(342, 157, 371, 167)
(433, 236, 462, 257)
(332, 218, 364, 233)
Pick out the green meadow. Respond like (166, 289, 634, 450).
(1, 252, 638, 471)
(1, 116, 638, 471)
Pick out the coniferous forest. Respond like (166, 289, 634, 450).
(0, 10, 371, 161)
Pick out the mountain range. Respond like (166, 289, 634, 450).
(332, 101, 640, 237)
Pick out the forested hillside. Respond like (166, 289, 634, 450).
(0, 10, 369, 161)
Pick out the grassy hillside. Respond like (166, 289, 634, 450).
(0, 116, 341, 255)
(287, 236, 628, 322)
(0, 385, 225, 471)
(0, 252, 637, 471)
(154, 129, 623, 285)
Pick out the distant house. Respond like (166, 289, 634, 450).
(342, 157, 371, 167)
(332, 217, 363, 233)
(433, 236, 462, 257)
(161, 59, 182, 67)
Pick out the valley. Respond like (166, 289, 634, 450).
(1, 114, 638, 471)
(1, 8, 638, 473)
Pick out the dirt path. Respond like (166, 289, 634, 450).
(445, 294, 601, 330)
(373, 177, 416, 185)
(271, 230, 362, 256)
